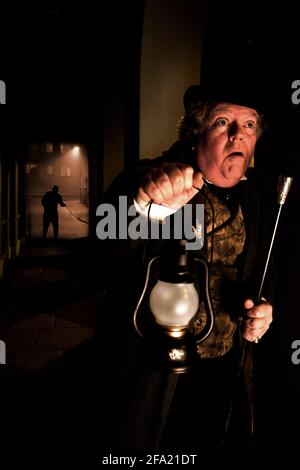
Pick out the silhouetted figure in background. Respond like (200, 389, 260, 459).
(41, 185, 66, 240)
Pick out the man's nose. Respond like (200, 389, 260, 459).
(228, 121, 244, 141)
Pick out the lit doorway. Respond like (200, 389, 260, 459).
(25, 143, 89, 239)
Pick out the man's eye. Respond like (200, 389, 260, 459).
(215, 118, 228, 127)
(245, 121, 256, 129)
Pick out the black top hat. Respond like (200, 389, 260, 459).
(185, 35, 268, 115)
(184, 82, 266, 115)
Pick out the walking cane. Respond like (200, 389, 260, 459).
(256, 175, 293, 301)
(248, 175, 293, 446)
(222, 175, 293, 448)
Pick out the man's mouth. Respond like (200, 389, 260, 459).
(227, 151, 244, 157)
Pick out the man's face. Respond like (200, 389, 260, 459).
(196, 103, 258, 188)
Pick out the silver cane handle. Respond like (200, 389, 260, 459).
(277, 176, 293, 205)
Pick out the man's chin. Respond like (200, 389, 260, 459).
(202, 165, 246, 188)
(223, 164, 245, 181)
(215, 170, 245, 188)
(207, 174, 242, 188)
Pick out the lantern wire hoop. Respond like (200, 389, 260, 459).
(133, 255, 161, 338)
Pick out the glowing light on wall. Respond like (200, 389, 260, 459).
(72, 146, 80, 157)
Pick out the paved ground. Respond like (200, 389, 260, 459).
(0, 240, 102, 375)
(0, 239, 105, 463)
(27, 196, 89, 238)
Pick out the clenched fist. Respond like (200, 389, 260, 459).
(242, 299, 273, 343)
(136, 162, 204, 210)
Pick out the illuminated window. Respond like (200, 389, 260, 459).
(46, 165, 53, 176)
(60, 144, 67, 154)
(61, 166, 72, 177)
(25, 163, 38, 174)
(46, 143, 53, 153)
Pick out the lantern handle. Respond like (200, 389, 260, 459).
(133, 256, 161, 337)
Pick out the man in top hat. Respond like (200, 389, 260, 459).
(100, 84, 275, 449)
(135, 85, 272, 346)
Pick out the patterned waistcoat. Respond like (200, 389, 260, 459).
(193, 185, 246, 358)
